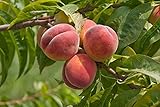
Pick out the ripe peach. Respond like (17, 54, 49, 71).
(80, 19, 96, 45)
(40, 23, 79, 61)
(63, 54, 97, 89)
(62, 65, 81, 89)
(37, 26, 47, 46)
(83, 25, 119, 62)
(149, 5, 160, 24)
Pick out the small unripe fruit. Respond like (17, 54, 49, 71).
(40, 24, 80, 61)
(63, 54, 97, 89)
(80, 19, 96, 45)
(83, 25, 119, 62)
(149, 5, 160, 24)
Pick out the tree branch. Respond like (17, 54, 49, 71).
(97, 62, 142, 89)
(0, 92, 40, 105)
(0, 16, 55, 31)
(0, 87, 55, 106)
(0, 3, 122, 31)
(97, 62, 126, 81)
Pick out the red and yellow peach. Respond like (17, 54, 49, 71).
(83, 25, 119, 62)
(63, 54, 97, 89)
(40, 23, 80, 61)
(80, 19, 96, 45)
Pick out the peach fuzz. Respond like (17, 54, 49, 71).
(62, 64, 81, 89)
(63, 54, 97, 89)
(83, 25, 119, 62)
(80, 19, 96, 45)
(40, 23, 80, 61)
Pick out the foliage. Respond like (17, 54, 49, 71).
(0, 0, 160, 107)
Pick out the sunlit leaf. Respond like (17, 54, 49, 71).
(106, 6, 131, 31)
(133, 20, 160, 56)
(0, 1, 19, 22)
(118, 54, 160, 83)
(117, 3, 152, 53)
(24, 28, 36, 74)
(9, 0, 61, 27)
(13, 30, 28, 78)
(110, 89, 140, 107)
(134, 84, 160, 107)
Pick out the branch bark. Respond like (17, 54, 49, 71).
(0, 88, 55, 106)
(97, 62, 126, 81)
(0, 92, 40, 105)
(0, 3, 122, 31)
(97, 62, 142, 89)
(0, 16, 55, 31)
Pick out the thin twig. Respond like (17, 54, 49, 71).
(0, 3, 122, 31)
(97, 62, 126, 81)
(0, 92, 40, 105)
(0, 16, 55, 31)
(97, 62, 142, 89)
(0, 87, 55, 106)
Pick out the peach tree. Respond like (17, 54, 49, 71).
(0, 0, 160, 107)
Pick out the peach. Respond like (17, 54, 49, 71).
(37, 26, 47, 46)
(62, 64, 81, 89)
(63, 54, 97, 89)
(83, 25, 119, 62)
(149, 5, 160, 24)
(80, 19, 96, 45)
(40, 23, 79, 61)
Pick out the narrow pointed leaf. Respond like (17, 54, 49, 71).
(117, 3, 152, 53)
(9, 0, 61, 27)
(134, 84, 160, 107)
(119, 54, 160, 83)
(24, 28, 36, 74)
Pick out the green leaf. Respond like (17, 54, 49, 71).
(50, 95, 63, 107)
(101, 70, 117, 89)
(56, 85, 80, 106)
(119, 54, 160, 83)
(0, 17, 15, 68)
(42, 95, 60, 107)
(70, 13, 84, 33)
(34, 99, 46, 107)
(106, 6, 131, 31)
(24, 28, 36, 74)
(13, 30, 28, 78)
(57, 4, 83, 32)
(36, 46, 56, 73)
(119, 73, 150, 87)
(75, 82, 97, 107)
(147, 39, 160, 57)
(0, 1, 19, 22)
(117, 3, 152, 53)
(9, 0, 61, 27)
(121, 46, 136, 56)
(110, 90, 140, 107)
(133, 20, 160, 56)
(57, 4, 79, 15)
(88, 90, 104, 103)
(93, 3, 112, 23)
(0, 17, 15, 85)
(133, 84, 160, 107)
(0, 48, 7, 86)
(98, 83, 117, 107)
